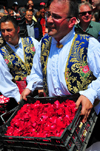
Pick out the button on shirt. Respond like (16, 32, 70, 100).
(26, 27, 100, 114)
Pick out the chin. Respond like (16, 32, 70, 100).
(48, 30, 57, 37)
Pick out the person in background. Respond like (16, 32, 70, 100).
(11, 1, 20, 17)
(0, 5, 6, 20)
(0, 5, 7, 48)
(92, 0, 100, 9)
(8, 8, 14, 17)
(91, 10, 100, 21)
(26, 0, 38, 17)
(18, 6, 26, 17)
(38, 3, 47, 36)
(25, 9, 43, 41)
(81, 0, 86, 2)
(0, 15, 40, 103)
(16, 6, 28, 37)
(75, 2, 100, 40)
(35, 11, 41, 21)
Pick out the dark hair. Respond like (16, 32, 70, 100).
(0, 5, 4, 10)
(0, 15, 18, 29)
(69, 0, 79, 19)
(92, 11, 100, 22)
(18, 7, 26, 16)
(47, 0, 79, 18)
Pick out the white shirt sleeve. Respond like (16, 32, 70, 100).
(26, 41, 43, 91)
(0, 54, 20, 102)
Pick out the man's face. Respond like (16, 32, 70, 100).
(47, 0, 71, 41)
(79, 5, 92, 24)
(81, 0, 86, 2)
(9, 10, 14, 16)
(25, 11, 33, 23)
(0, 21, 19, 45)
(40, 8, 45, 18)
(13, 5, 18, 11)
(28, 0, 34, 7)
(92, 0, 100, 6)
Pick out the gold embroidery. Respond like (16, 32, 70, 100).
(41, 36, 52, 95)
(1, 37, 35, 81)
(65, 34, 95, 94)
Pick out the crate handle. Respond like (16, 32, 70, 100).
(79, 122, 83, 129)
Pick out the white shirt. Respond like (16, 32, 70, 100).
(27, 27, 100, 114)
(26, 21, 35, 38)
(0, 37, 40, 102)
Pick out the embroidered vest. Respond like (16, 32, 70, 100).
(0, 37, 36, 81)
(41, 34, 96, 95)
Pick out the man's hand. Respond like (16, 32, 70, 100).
(76, 95, 93, 123)
(20, 88, 31, 101)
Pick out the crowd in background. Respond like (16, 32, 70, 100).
(0, 0, 100, 45)
(0, 0, 100, 42)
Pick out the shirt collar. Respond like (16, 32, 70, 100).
(26, 20, 34, 26)
(52, 27, 75, 45)
(6, 37, 22, 49)
(75, 21, 92, 31)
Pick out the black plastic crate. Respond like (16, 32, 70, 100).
(0, 97, 18, 114)
(0, 98, 18, 126)
(0, 106, 18, 125)
(0, 94, 98, 151)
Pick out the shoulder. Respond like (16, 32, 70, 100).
(91, 21, 100, 28)
(88, 36, 100, 53)
(41, 34, 52, 42)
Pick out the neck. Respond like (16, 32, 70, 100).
(10, 37, 19, 46)
(97, 5, 100, 10)
(55, 28, 72, 42)
(26, 20, 32, 24)
(80, 22, 90, 31)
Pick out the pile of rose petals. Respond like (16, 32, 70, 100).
(0, 95, 9, 104)
(5, 99, 77, 138)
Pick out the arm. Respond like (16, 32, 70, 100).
(0, 54, 20, 103)
(21, 41, 43, 100)
(76, 37, 100, 122)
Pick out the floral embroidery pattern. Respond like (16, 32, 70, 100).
(82, 65, 89, 74)
(30, 47, 35, 52)
(65, 34, 95, 94)
(4, 59, 9, 64)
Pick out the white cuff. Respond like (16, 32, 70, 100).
(79, 88, 97, 105)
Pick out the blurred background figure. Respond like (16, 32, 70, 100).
(81, 0, 86, 2)
(8, 8, 14, 16)
(16, 6, 28, 37)
(25, 9, 43, 41)
(18, 6, 26, 17)
(11, 1, 20, 17)
(37, 2, 47, 36)
(0, 5, 7, 48)
(91, 11, 100, 21)
(35, 11, 41, 21)
(75, 2, 100, 40)
(92, 0, 100, 9)
(26, 0, 38, 16)
(0, 5, 5, 20)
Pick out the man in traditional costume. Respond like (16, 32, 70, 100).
(0, 15, 40, 103)
(21, 0, 100, 132)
